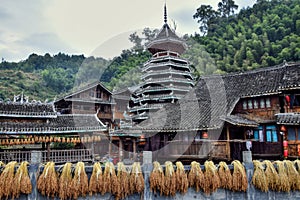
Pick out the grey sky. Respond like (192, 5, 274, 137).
(0, 0, 255, 61)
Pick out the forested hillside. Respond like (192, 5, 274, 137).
(191, 0, 300, 74)
(0, 0, 299, 100)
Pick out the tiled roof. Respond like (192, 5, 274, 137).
(0, 114, 106, 134)
(154, 24, 182, 41)
(0, 102, 56, 118)
(133, 62, 300, 132)
(279, 63, 300, 90)
(276, 113, 300, 125)
(221, 115, 259, 127)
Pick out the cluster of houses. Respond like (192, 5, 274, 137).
(0, 5, 299, 164)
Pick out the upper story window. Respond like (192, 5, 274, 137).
(253, 100, 259, 109)
(243, 101, 247, 110)
(89, 90, 94, 97)
(266, 98, 271, 108)
(248, 100, 253, 109)
(243, 97, 272, 110)
(96, 91, 101, 99)
(260, 99, 265, 108)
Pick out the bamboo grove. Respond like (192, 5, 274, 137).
(2, 160, 300, 199)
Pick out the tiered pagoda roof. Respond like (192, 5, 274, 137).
(129, 4, 194, 123)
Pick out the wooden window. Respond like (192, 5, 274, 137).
(243, 101, 247, 110)
(96, 91, 101, 98)
(253, 99, 259, 109)
(266, 125, 278, 142)
(266, 98, 271, 108)
(288, 127, 296, 140)
(260, 99, 265, 108)
(254, 126, 263, 141)
(89, 90, 94, 97)
(248, 100, 253, 109)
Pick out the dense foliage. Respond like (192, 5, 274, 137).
(192, 0, 300, 73)
(0, 0, 299, 100)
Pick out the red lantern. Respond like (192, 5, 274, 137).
(280, 125, 287, 132)
(285, 95, 290, 103)
(283, 140, 288, 147)
(283, 149, 288, 158)
(202, 132, 208, 139)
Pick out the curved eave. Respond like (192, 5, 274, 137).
(0, 128, 106, 135)
(135, 86, 191, 95)
(141, 71, 193, 80)
(147, 39, 187, 55)
(0, 113, 57, 118)
(144, 78, 194, 86)
(132, 95, 183, 103)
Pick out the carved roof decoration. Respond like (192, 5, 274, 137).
(0, 101, 56, 118)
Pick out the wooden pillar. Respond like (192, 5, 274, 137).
(119, 138, 123, 161)
(46, 142, 50, 162)
(109, 140, 112, 158)
(226, 126, 231, 160)
(133, 138, 137, 161)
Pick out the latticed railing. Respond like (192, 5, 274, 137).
(141, 69, 193, 80)
(142, 60, 189, 71)
(0, 149, 92, 163)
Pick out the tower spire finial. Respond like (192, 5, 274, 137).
(164, 2, 167, 24)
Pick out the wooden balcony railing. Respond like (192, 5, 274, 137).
(0, 149, 92, 163)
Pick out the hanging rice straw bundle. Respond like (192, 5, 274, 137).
(59, 162, 72, 200)
(251, 160, 268, 192)
(263, 160, 279, 191)
(12, 161, 32, 199)
(231, 160, 248, 192)
(117, 162, 129, 200)
(0, 161, 17, 199)
(149, 161, 165, 196)
(129, 162, 144, 195)
(102, 162, 118, 195)
(284, 160, 300, 191)
(163, 161, 176, 196)
(89, 162, 103, 196)
(175, 161, 189, 194)
(274, 161, 290, 192)
(218, 161, 232, 190)
(37, 162, 59, 198)
(203, 161, 220, 194)
(188, 161, 204, 192)
(70, 162, 88, 199)
(294, 160, 300, 174)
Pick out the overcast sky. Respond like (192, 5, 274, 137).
(0, 0, 256, 62)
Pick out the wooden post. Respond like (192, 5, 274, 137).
(46, 142, 50, 162)
(226, 125, 231, 160)
(119, 138, 123, 161)
(133, 138, 137, 161)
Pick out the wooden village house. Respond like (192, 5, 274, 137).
(126, 62, 300, 162)
(0, 94, 106, 163)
